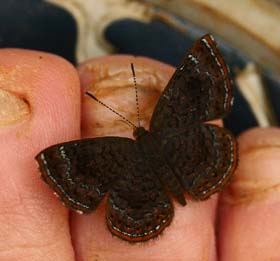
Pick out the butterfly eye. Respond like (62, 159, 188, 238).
(133, 127, 147, 139)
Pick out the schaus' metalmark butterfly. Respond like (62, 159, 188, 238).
(35, 34, 237, 242)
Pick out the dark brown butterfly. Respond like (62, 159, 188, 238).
(35, 34, 237, 242)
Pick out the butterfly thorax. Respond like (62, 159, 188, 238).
(133, 127, 160, 158)
(133, 127, 160, 163)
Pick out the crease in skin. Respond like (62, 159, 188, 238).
(222, 145, 280, 205)
(240, 144, 280, 154)
(0, 89, 30, 126)
(224, 182, 280, 205)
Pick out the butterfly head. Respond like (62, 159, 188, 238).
(133, 127, 148, 139)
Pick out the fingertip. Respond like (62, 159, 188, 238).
(0, 49, 80, 260)
(74, 55, 218, 260)
(222, 127, 280, 204)
(78, 55, 174, 138)
(218, 127, 280, 260)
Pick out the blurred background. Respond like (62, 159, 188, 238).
(1, 0, 279, 135)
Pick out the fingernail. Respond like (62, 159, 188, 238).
(79, 55, 171, 92)
(223, 128, 280, 204)
(0, 89, 30, 126)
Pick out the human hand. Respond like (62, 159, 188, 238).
(0, 49, 279, 260)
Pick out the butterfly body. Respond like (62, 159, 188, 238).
(36, 34, 237, 242)
(134, 127, 187, 205)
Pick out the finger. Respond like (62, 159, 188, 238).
(72, 55, 219, 261)
(0, 49, 80, 260)
(218, 127, 280, 260)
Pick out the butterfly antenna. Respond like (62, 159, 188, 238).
(131, 63, 141, 127)
(85, 91, 137, 129)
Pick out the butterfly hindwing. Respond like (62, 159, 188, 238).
(158, 124, 237, 200)
(36, 137, 136, 213)
(106, 149, 174, 242)
(150, 34, 233, 132)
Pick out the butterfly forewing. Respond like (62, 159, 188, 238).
(36, 137, 135, 213)
(150, 34, 233, 131)
(148, 34, 237, 200)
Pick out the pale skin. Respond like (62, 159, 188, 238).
(0, 49, 280, 261)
